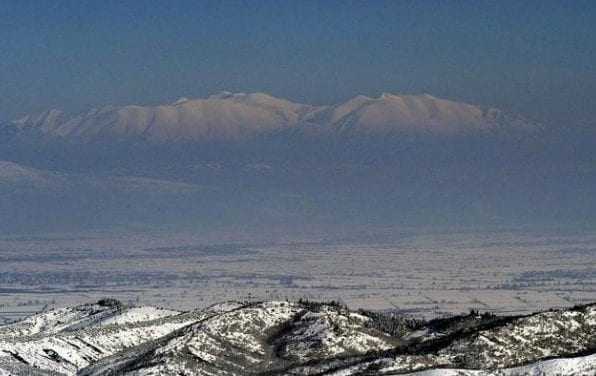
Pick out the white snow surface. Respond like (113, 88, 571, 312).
(396, 352, 596, 375)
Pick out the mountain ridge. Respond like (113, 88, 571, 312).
(0, 299, 594, 375)
(5, 92, 540, 144)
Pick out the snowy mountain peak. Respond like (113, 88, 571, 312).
(172, 97, 190, 105)
(208, 90, 238, 99)
(379, 92, 398, 99)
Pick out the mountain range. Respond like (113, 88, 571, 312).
(1, 92, 594, 234)
(0, 299, 594, 375)
(5, 92, 538, 143)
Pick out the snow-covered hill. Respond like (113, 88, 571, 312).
(0, 300, 594, 375)
(5, 92, 539, 143)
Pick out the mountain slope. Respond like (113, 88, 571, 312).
(0, 300, 237, 375)
(1, 300, 594, 376)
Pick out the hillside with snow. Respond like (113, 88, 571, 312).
(3, 92, 538, 144)
(0, 299, 594, 375)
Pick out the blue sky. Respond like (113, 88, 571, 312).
(1, 0, 595, 126)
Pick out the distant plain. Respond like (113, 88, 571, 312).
(1, 228, 594, 323)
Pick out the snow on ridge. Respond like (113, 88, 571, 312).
(0, 301, 196, 376)
(393, 352, 596, 376)
(2, 300, 594, 376)
(93, 306, 181, 327)
(0, 302, 118, 338)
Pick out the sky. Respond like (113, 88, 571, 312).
(1, 0, 595, 127)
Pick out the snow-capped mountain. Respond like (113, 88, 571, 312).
(5, 92, 539, 143)
(305, 93, 538, 136)
(9, 92, 314, 143)
(1, 300, 594, 375)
